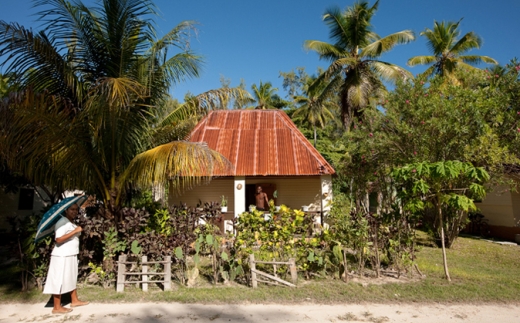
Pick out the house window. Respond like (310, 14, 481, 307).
(18, 188, 35, 210)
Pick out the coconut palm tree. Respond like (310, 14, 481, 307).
(304, 0, 415, 130)
(251, 81, 288, 109)
(292, 76, 337, 147)
(0, 0, 247, 221)
(407, 20, 497, 84)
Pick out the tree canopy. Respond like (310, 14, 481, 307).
(408, 20, 497, 84)
(0, 0, 248, 218)
(304, 0, 415, 130)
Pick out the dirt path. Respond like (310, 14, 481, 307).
(1, 302, 519, 323)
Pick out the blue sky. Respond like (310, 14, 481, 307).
(1, 0, 519, 102)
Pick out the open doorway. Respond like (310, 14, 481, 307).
(245, 183, 277, 210)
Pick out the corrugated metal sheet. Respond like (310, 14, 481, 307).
(188, 110, 335, 176)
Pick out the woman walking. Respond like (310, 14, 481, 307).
(43, 202, 89, 314)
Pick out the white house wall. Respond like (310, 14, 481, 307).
(168, 176, 332, 218)
(321, 175, 333, 212)
(234, 177, 246, 215)
(169, 178, 235, 211)
(476, 185, 516, 227)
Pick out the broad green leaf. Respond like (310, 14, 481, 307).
(469, 183, 486, 199)
(434, 162, 446, 177)
(221, 251, 229, 261)
(477, 167, 490, 181)
(307, 251, 315, 262)
(174, 247, 183, 260)
(131, 240, 141, 255)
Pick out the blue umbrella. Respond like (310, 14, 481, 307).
(34, 195, 88, 243)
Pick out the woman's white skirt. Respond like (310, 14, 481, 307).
(43, 255, 78, 295)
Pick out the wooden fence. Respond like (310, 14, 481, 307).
(116, 255, 171, 292)
(249, 254, 297, 288)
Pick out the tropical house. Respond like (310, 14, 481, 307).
(475, 183, 520, 242)
(168, 109, 335, 233)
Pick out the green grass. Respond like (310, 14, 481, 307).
(1, 235, 519, 304)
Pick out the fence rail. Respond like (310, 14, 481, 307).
(116, 255, 171, 292)
(249, 254, 297, 288)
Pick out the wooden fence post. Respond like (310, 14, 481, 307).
(250, 254, 257, 288)
(116, 254, 126, 293)
(142, 255, 148, 292)
(164, 256, 172, 291)
(289, 258, 297, 284)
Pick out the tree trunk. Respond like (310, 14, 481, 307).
(437, 200, 451, 281)
(313, 125, 317, 147)
(373, 225, 380, 278)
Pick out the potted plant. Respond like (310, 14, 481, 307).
(220, 195, 228, 213)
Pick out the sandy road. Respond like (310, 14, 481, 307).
(1, 302, 519, 323)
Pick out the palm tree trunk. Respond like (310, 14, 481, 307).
(313, 125, 317, 147)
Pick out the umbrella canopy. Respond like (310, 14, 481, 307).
(34, 195, 88, 243)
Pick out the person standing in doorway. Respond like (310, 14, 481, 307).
(255, 186, 269, 211)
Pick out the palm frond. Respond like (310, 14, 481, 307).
(322, 57, 359, 81)
(161, 51, 203, 85)
(407, 55, 437, 66)
(0, 22, 85, 103)
(151, 116, 199, 146)
(86, 76, 148, 111)
(460, 55, 498, 65)
(450, 31, 482, 55)
(420, 65, 437, 78)
(342, 0, 378, 49)
(304, 40, 346, 62)
(361, 30, 415, 58)
(145, 20, 203, 90)
(0, 88, 106, 193)
(122, 141, 233, 194)
(371, 61, 413, 82)
(187, 87, 252, 114)
(420, 20, 461, 56)
(147, 20, 198, 54)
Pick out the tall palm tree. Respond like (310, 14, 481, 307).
(407, 20, 497, 84)
(251, 81, 288, 109)
(0, 0, 247, 220)
(304, 0, 415, 130)
(292, 76, 337, 147)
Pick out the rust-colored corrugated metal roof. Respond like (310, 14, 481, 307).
(188, 110, 335, 176)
